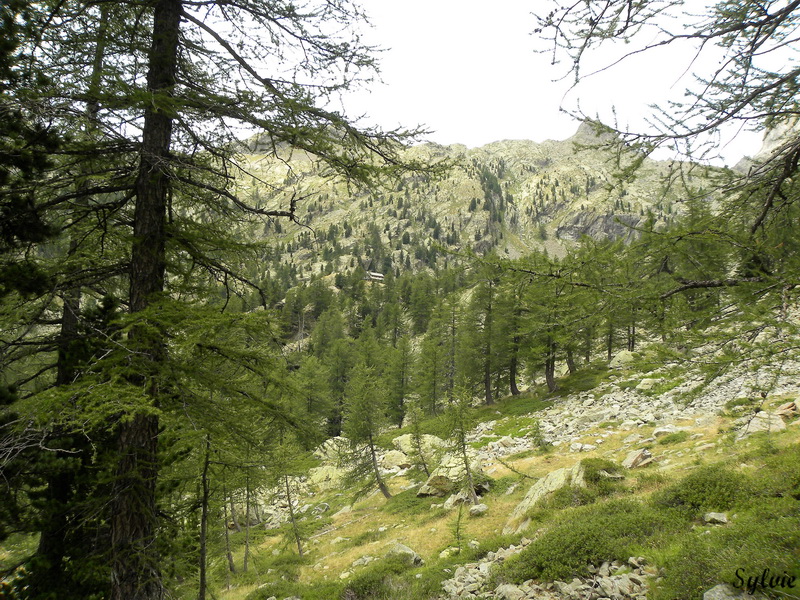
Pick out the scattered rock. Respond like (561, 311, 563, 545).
(736, 412, 786, 439)
(468, 503, 488, 517)
(385, 542, 423, 566)
(494, 583, 525, 600)
(704, 583, 768, 599)
(381, 449, 412, 470)
(622, 448, 653, 469)
(703, 512, 729, 525)
(636, 378, 660, 391)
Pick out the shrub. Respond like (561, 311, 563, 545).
(582, 458, 625, 496)
(658, 431, 690, 445)
(495, 499, 682, 583)
(651, 497, 800, 600)
(539, 485, 598, 509)
(652, 464, 748, 515)
(340, 555, 414, 600)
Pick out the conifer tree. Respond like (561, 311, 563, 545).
(341, 362, 392, 499)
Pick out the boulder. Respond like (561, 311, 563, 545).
(636, 378, 660, 391)
(703, 512, 729, 525)
(417, 452, 484, 497)
(469, 503, 489, 517)
(385, 542, 423, 566)
(775, 400, 798, 418)
(622, 448, 653, 469)
(381, 450, 412, 470)
(704, 583, 767, 599)
(736, 412, 786, 439)
(504, 461, 586, 533)
(494, 583, 526, 600)
(610, 350, 636, 368)
(308, 465, 346, 491)
(653, 424, 682, 437)
(392, 433, 447, 456)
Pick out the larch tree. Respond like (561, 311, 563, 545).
(1, 0, 435, 597)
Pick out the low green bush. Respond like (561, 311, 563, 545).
(652, 464, 748, 515)
(539, 485, 598, 509)
(340, 555, 414, 600)
(658, 431, 690, 445)
(495, 499, 683, 583)
(651, 497, 800, 600)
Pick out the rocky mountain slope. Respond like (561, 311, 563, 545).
(234, 123, 715, 281)
(217, 346, 800, 600)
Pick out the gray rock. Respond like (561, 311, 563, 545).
(636, 378, 660, 391)
(385, 542, 423, 566)
(504, 461, 586, 533)
(704, 583, 768, 599)
(494, 583, 525, 600)
(469, 503, 489, 517)
(736, 412, 786, 439)
(392, 433, 447, 456)
(622, 448, 653, 469)
(703, 512, 728, 524)
(381, 450, 412, 470)
(417, 452, 484, 497)
(653, 424, 682, 437)
(610, 350, 636, 368)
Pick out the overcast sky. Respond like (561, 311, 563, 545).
(343, 0, 762, 165)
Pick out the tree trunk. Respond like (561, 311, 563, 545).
(222, 496, 236, 577)
(284, 474, 304, 556)
(368, 435, 392, 499)
(483, 280, 494, 405)
(606, 321, 614, 361)
(509, 334, 521, 396)
(229, 495, 242, 532)
(198, 436, 211, 600)
(544, 336, 557, 393)
(243, 475, 251, 573)
(111, 1, 181, 597)
(33, 9, 110, 591)
(566, 347, 577, 375)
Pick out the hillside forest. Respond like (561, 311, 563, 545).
(1, 1, 800, 600)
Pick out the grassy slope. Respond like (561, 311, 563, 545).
(202, 362, 800, 600)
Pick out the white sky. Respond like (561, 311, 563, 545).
(343, 0, 764, 166)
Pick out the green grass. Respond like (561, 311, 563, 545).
(381, 487, 440, 515)
(658, 430, 690, 445)
(495, 498, 684, 583)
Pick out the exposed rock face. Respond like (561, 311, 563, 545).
(504, 461, 586, 533)
(417, 452, 484, 497)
